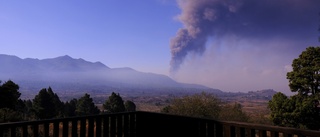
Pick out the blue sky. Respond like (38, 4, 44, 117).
(1, 0, 319, 94)
(0, 0, 179, 73)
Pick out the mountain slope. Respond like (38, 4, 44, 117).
(0, 54, 221, 95)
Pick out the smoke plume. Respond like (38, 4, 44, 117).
(170, 0, 320, 74)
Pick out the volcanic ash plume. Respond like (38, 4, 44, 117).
(169, 0, 320, 74)
(169, 0, 239, 74)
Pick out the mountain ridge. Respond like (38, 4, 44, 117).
(0, 54, 221, 96)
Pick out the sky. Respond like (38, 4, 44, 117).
(0, 0, 319, 95)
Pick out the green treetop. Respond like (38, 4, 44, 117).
(269, 46, 320, 130)
(76, 93, 100, 116)
(287, 47, 320, 96)
(103, 92, 125, 113)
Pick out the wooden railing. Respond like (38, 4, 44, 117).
(0, 111, 320, 137)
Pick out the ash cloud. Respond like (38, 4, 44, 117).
(170, 0, 320, 74)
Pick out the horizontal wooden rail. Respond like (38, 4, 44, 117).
(0, 111, 319, 137)
(221, 120, 320, 137)
(0, 112, 136, 137)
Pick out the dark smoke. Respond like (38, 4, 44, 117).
(169, 0, 320, 74)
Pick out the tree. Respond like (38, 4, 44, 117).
(287, 47, 320, 95)
(219, 102, 249, 122)
(268, 47, 320, 130)
(268, 92, 320, 129)
(76, 93, 100, 116)
(0, 108, 23, 123)
(125, 100, 136, 112)
(0, 80, 24, 122)
(103, 92, 125, 113)
(47, 87, 64, 117)
(32, 88, 64, 119)
(161, 92, 221, 119)
(268, 92, 293, 127)
(0, 80, 21, 109)
(64, 99, 77, 117)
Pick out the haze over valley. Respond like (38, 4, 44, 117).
(0, 54, 222, 99)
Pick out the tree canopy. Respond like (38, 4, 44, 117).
(162, 92, 221, 119)
(103, 92, 126, 113)
(287, 47, 320, 95)
(0, 80, 24, 122)
(32, 87, 64, 119)
(269, 46, 320, 130)
(268, 92, 320, 129)
(0, 80, 21, 109)
(219, 102, 249, 122)
(124, 100, 136, 112)
(76, 93, 100, 116)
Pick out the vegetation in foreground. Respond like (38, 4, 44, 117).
(268, 46, 320, 130)
(0, 81, 136, 122)
(0, 79, 267, 125)
(161, 92, 249, 122)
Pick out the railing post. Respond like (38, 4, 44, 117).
(96, 116, 102, 137)
(206, 120, 215, 137)
(88, 117, 94, 137)
(198, 120, 207, 137)
(216, 122, 223, 137)
(53, 121, 59, 137)
(258, 130, 267, 137)
(282, 133, 293, 137)
(33, 123, 39, 137)
(10, 126, 16, 137)
(230, 126, 236, 137)
(223, 125, 231, 137)
(0, 126, 3, 137)
(102, 116, 109, 137)
(80, 118, 86, 137)
(72, 119, 78, 137)
(236, 127, 245, 137)
(44, 123, 49, 137)
(63, 120, 69, 137)
(22, 125, 28, 137)
(123, 113, 129, 137)
(117, 115, 123, 137)
(270, 131, 279, 137)
(110, 115, 116, 137)
(248, 129, 256, 137)
(129, 113, 136, 137)
(135, 112, 143, 137)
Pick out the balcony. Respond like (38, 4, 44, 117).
(0, 111, 319, 137)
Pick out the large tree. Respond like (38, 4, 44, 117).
(0, 80, 21, 109)
(287, 47, 320, 95)
(32, 87, 64, 119)
(269, 46, 320, 130)
(103, 92, 126, 113)
(268, 92, 320, 130)
(0, 80, 24, 122)
(219, 102, 249, 122)
(75, 93, 100, 116)
(64, 98, 77, 117)
(124, 100, 136, 112)
(161, 92, 221, 119)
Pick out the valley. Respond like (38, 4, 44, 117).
(1, 54, 276, 124)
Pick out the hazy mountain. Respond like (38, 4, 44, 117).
(0, 54, 221, 96)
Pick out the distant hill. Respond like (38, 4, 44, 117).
(0, 54, 222, 97)
(217, 89, 278, 101)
